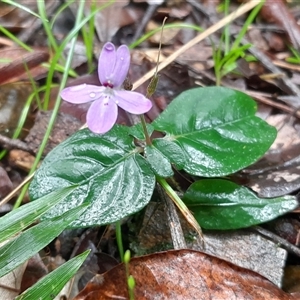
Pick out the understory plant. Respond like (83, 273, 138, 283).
(29, 42, 297, 233)
(0, 19, 298, 300)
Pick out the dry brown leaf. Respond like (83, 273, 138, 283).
(74, 249, 295, 300)
(92, 0, 141, 42)
(261, 0, 300, 51)
(0, 47, 49, 85)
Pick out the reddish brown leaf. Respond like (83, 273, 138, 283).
(261, 0, 300, 51)
(0, 47, 49, 85)
(74, 250, 295, 300)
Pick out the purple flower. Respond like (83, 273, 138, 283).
(60, 42, 152, 134)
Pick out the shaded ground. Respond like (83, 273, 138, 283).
(0, 0, 300, 299)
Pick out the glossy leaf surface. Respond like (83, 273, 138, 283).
(29, 126, 155, 227)
(152, 138, 186, 170)
(152, 87, 277, 176)
(128, 123, 154, 140)
(145, 145, 173, 177)
(183, 179, 298, 230)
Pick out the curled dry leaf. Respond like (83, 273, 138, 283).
(74, 249, 295, 300)
(0, 47, 49, 85)
(261, 0, 300, 51)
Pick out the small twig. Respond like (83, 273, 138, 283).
(252, 226, 300, 258)
(131, 3, 160, 44)
(0, 134, 32, 153)
(242, 37, 300, 99)
(156, 184, 186, 249)
(0, 173, 34, 207)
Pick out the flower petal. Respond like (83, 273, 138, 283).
(110, 45, 130, 87)
(86, 97, 118, 134)
(60, 84, 105, 104)
(114, 90, 152, 114)
(98, 42, 116, 86)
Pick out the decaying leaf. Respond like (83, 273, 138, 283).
(74, 249, 295, 300)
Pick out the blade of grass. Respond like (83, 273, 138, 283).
(1, 0, 44, 20)
(81, 0, 97, 73)
(0, 26, 32, 52)
(0, 186, 76, 243)
(231, 0, 265, 50)
(16, 250, 90, 300)
(0, 204, 88, 278)
(37, 0, 58, 53)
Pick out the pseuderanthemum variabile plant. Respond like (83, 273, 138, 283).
(60, 42, 152, 134)
(31, 41, 294, 240)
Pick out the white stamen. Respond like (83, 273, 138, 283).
(115, 100, 119, 104)
(90, 92, 96, 98)
(120, 57, 124, 60)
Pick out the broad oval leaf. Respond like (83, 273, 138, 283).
(152, 87, 277, 176)
(29, 126, 155, 228)
(183, 179, 298, 230)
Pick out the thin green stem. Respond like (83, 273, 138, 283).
(115, 221, 124, 262)
(140, 115, 152, 146)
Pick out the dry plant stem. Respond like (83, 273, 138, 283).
(273, 60, 300, 72)
(132, 0, 260, 91)
(0, 173, 34, 207)
(156, 184, 187, 249)
(252, 226, 300, 258)
(5, 0, 259, 204)
(157, 177, 203, 241)
(246, 90, 300, 119)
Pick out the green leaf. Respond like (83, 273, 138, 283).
(152, 139, 186, 170)
(183, 179, 298, 230)
(152, 87, 277, 176)
(145, 145, 173, 177)
(29, 126, 155, 227)
(144, 138, 188, 177)
(0, 205, 87, 278)
(0, 186, 76, 243)
(128, 123, 154, 140)
(16, 250, 90, 300)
